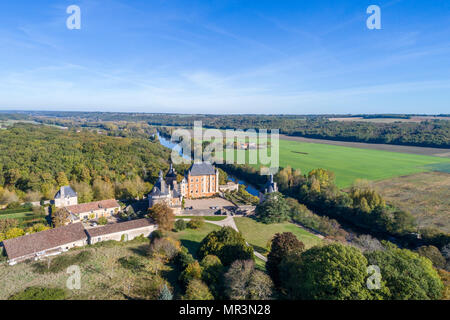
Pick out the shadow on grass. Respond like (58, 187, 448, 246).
(128, 244, 149, 257)
(160, 263, 183, 299)
(179, 240, 201, 258)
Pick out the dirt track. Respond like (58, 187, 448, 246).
(280, 135, 450, 158)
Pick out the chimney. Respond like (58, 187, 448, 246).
(60, 186, 65, 198)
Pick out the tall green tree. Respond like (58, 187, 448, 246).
(255, 192, 290, 224)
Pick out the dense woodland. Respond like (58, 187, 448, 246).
(0, 124, 171, 204)
(12, 111, 449, 148)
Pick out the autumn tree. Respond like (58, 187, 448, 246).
(56, 172, 69, 187)
(183, 279, 214, 300)
(148, 203, 175, 232)
(52, 207, 71, 227)
(224, 260, 273, 300)
(92, 178, 114, 200)
(267, 232, 305, 286)
(71, 181, 93, 203)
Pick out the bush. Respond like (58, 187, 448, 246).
(148, 237, 181, 261)
(9, 287, 67, 300)
(187, 217, 204, 229)
(183, 279, 214, 300)
(175, 219, 187, 231)
(179, 261, 202, 287)
(118, 256, 145, 271)
(98, 216, 108, 225)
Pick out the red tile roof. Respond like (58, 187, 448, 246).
(65, 199, 120, 215)
(2, 223, 87, 260)
(86, 218, 154, 237)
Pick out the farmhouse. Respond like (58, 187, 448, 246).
(2, 223, 88, 265)
(2, 219, 157, 265)
(86, 218, 155, 244)
(65, 199, 120, 222)
(53, 186, 78, 208)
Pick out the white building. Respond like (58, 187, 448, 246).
(54, 186, 78, 208)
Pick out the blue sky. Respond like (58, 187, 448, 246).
(0, 0, 449, 114)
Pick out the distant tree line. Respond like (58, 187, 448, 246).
(5, 112, 449, 148)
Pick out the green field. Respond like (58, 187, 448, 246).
(222, 139, 450, 188)
(234, 217, 322, 255)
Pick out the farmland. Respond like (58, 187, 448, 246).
(222, 139, 450, 188)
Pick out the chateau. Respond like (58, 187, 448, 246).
(148, 162, 219, 208)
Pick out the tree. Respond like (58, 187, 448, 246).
(183, 280, 214, 300)
(417, 245, 446, 269)
(148, 203, 175, 232)
(5, 227, 25, 240)
(0, 218, 18, 233)
(179, 261, 202, 287)
(56, 172, 69, 187)
(71, 181, 93, 203)
(98, 217, 108, 225)
(24, 191, 41, 203)
(198, 227, 254, 266)
(158, 284, 173, 300)
(0, 189, 18, 205)
(255, 192, 290, 224)
(280, 243, 376, 300)
(224, 260, 273, 300)
(92, 178, 114, 200)
(201, 255, 224, 298)
(187, 217, 204, 229)
(365, 247, 443, 300)
(267, 232, 305, 286)
(52, 207, 70, 227)
(175, 219, 187, 231)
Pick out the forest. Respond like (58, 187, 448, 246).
(0, 123, 171, 204)
(13, 111, 450, 148)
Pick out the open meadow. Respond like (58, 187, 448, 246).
(374, 172, 450, 233)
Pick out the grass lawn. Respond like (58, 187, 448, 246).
(221, 139, 450, 188)
(234, 217, 322, 255)
(169, 223, 220, 257)
(175, 216, 227, 221)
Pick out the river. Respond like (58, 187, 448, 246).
(156, 132, 261, 197)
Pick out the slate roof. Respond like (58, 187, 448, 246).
(86, 218, 154, 237)
(2, 223, 87, 260)
(188, 162, 216, 176)
(54, 186, 77, 199)
(65, 199, 120, 215)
